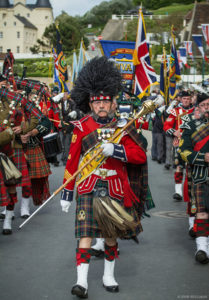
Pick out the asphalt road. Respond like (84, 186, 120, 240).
(0, 132, 209, 300)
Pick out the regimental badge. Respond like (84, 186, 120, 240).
(180, 150, 192, 162)
(179, 139, 184, 147)
(68, 154, 71, 160)
(78, 210, 86, 221)
(191, 205, 197, 214)
(72, 134, 77, 143)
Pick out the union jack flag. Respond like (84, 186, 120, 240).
(201, 24, 209, 47)
(133, 9, 157, 98)
(184, 41, 194, 60)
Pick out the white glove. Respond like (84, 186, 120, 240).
(68, 110, 77, 119)
(52, 92, 64, 103)
(60, 200, 71, 213)
(101, 143, 114, 157)
(158, 105, 166, 113)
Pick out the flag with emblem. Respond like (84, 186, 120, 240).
(160, 47, 169, 104)
(55, 26, 70, 92)
(133, 8, 157, 98)
(169, 26, 181, 100)
(52, 47, 61, 90)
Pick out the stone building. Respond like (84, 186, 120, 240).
(0, 0, 53, 54)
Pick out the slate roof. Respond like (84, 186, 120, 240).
(15, 15, 37, 30)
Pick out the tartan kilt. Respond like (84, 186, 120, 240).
(13, 148, 31, 187)
(193, 181, 209, 213)
(0, 168, 10, 206)
(26, 146, 51, 179)
(75, 180, 142, 238)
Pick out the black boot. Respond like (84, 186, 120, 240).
(71, 285, 88, 299)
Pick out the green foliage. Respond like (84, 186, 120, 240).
(82, 0, 134, 28)
(43, 12, 89, 53)
(13, 58, 53, 78)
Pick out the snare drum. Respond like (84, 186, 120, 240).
(43, 132, 62, 158)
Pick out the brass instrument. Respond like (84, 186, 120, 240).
(19, 99, 157, 229)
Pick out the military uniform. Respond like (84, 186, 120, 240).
(179, 92, 209, 264)
(163, 104, 194, 200)
(179, 117, 209, 210)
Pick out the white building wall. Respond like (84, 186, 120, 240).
(0, 3, 53, 54)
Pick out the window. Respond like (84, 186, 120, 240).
(0, 32, 3, 38)
(27, 13, 30, 18)
(0, 47, 3, 53)
(45, 16, 48, 19)
(4, 22, 6, 26)
(3, 13, 6, 19)
(14, 22, 16, 26)
(17, 32, 20, 38)
(17, 46, 20, 53)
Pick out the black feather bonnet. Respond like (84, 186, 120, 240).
(70, 56, 123, 113)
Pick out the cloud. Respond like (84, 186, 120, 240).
(24, 0, 111, 17)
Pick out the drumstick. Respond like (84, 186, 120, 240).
(49, 118, 70, 126)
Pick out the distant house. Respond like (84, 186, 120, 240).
(0, 0, 54, 54)
(180, 1, 209, 56)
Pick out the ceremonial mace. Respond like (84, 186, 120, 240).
(19, 98, 160, 229)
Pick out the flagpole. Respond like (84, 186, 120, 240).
(202, 38, 206, 84)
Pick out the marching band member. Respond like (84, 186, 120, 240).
(163, 91, 194, 201)
(60, 57, 150, 298)
(178, 93, 209, 264)
(20, 111, 52, 206)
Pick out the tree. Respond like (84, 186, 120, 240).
(30, 12, 89, 55)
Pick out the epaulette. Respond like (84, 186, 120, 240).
(70, 115, 90, 132)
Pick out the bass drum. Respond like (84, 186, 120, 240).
(43, 132, 62, 158)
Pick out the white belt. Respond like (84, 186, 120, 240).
(93, 168, 117, 178)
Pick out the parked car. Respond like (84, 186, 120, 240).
(126, 7, 153, 15)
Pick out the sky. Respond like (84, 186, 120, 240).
(13, 0, 112, 17)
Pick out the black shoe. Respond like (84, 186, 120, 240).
(0, 213, 15, 220)
(71, 285, 88, 298)
(157, 160, 162, 164)
(164, 164, 170, 170)
(189, 228, 196, 239)
(53, 162, 59, 167)
(131, 236, 139, 244)
(21, 214, 30, 219)
(195, 250, 209, 264)
(103, 284, 119, 293)
(173, 193, 182, 201)
(151, 157, 157, 161)
(91, 248, 104, 258)
(2, 229, 12, 235)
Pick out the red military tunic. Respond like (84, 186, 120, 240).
(163, 106, 195, 136)
(63, 115, 147, 205)
(39, 98, 60, 130)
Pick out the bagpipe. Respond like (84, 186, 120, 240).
(19, 97, 163, 230)
(0, 152, 22, 186)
